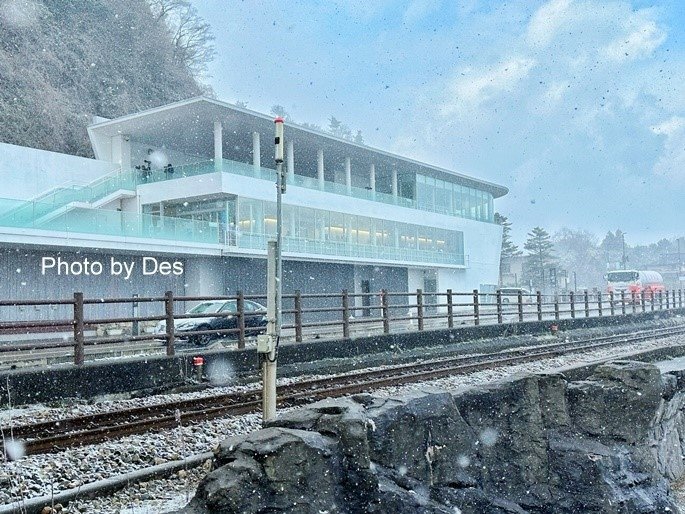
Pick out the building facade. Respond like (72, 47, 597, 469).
(0, 97, 507, 318)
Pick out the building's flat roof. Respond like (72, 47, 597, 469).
(88, 96, 508, 198)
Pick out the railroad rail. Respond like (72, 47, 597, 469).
(4, 324, 684, 456)
(1, 287, 684, 367)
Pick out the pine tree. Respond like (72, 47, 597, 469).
(494, 213, 521, 285)
(328, 116, 342, 135)
(523, 227, 556, 291)
(270, 105, 292, 121)
(495, 213, 521, 259)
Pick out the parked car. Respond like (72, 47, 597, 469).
(498, 287, 532, 303)
(155, 299, 267, 346)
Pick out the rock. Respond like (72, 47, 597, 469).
(567, 361, 663, 443)
(547, 431, 677, 513)
(176, 359, 685, 514)
(453, 374, 551, 508)
(365, 391, 478, 488)
(268, 396, 380, 512)
(186, 427, 339, 514)
(537, 372, 571, 429)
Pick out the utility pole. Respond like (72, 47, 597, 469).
(257, 117, 285, 425)
(679, 237, 684, 289)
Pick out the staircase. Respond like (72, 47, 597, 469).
(0, 169, 138, 229)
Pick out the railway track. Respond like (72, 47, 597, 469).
(4, 324, 685, 456)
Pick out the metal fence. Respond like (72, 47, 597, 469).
(0, 288, 683, 366)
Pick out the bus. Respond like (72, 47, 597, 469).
(605, 270, 665, 299)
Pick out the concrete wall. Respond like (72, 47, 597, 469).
(3, 309, 683, 407)
(0, 248, 408, 320)
(0, 248, 188, 320)
(0, 142, 116, 200)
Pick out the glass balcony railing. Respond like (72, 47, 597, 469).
(0, 197, 464, 266)
(134, 159, 489, 222)
(0, 157, 493, 226)
(0, 201, 221, 245)
(236, 233, 464, 266)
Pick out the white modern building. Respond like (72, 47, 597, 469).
(0, 97, 506, 316)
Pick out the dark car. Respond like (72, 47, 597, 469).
(155, 299, 267, 345)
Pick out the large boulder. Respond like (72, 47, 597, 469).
(268, 396, 380, 512)
(364, 390, 478, 487)
(547, 432, 676, 513)
(183, 427, 340, 514)
(567, 361, 664, 443)
(177, 360, 685, 514)
(453, 374, 551, 509)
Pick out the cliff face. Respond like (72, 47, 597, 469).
(179, 360, 685, 513)
(0, 0, 207, 157)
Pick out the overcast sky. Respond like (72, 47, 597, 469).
(191, 0, 684, 246)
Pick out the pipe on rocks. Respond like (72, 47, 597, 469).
(0, 451, 213, 514)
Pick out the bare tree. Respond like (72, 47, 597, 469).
(148, 0, 215, 74)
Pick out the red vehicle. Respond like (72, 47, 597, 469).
(606, 269, 665, 299)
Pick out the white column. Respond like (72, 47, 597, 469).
(159, 202, 164, 229)
(213, 121, 223, 172)
(252, 131, 261, 170)
(345, 157, 351, 193)
(391, 168, 398, 197)
(369, 163, 376, 192)
(317, 149, 324, 189)
(111, 135, 131, 168)
(286, 140, 295, 180)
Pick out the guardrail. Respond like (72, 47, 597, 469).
(0, 288, 682, 366)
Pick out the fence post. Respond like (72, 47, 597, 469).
(608, 291, 614, 316)
(641, 291, 646, 312)
(164, 290, 175, 356)
(536, 291, 543, 321)
(342, 289, 350, 338)
(446, 289, 454, 328)
(294, 290, 303, 342)
(680, 289, 683, 308)
(381, 289, 390, 334)
(621, 290, 626, 315)
(518, 290, 524, 322)
(473, 289, 480, 326)
(651, 292, 655, 312)
(666, 290, 670, 309)
(132, 293, 139, 336)
(237, 290, 246, 349)
(73, 292, 85, 365)
(597, 292, 603, 317)
(584, 290, 590, 318)
(496, 289, 503, 324)
(416, 289, 424, 331)
(554, 295, 560, 321)
(569, 291, 575, 319)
